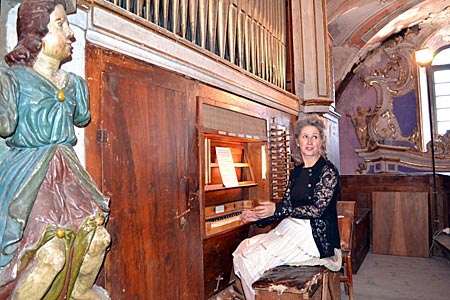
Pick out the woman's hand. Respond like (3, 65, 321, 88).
(240, 209, 258, 223)
(240, 202, 275, 223)
(253, 201, 275, 219)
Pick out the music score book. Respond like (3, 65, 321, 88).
(215, 147, 239, 187)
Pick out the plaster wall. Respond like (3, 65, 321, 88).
(337, 75, 377, 175)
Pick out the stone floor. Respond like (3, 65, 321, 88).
(211, 250, 450, 300)
(344, 251, 450, 300)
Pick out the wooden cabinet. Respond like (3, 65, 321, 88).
(372, 191, 428, 257)
(340, 174, 450, 258)
(203, 226, 250, 297)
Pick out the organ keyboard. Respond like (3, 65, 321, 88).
(204, 200, 255, 237)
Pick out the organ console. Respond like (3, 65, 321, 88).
(202, 132, 268, 236)
(202, 132, 267, 298)
(200, 102, 270, 298)
(199, 102, 292, 299)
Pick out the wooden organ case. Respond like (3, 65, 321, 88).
(85, 43, 297, 299)
(200, 102, 271, 298)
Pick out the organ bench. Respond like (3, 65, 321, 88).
(252, 266, 340, 300)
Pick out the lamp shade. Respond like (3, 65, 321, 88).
(415, 48, 433, 67)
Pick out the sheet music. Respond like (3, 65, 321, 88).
(215, 147, 239, 187)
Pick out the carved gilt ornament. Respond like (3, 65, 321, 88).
(346, 29, 450, 173)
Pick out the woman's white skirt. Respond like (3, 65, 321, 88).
(233, 218, 320, 292)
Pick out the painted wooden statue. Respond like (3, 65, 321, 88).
(0, 0, 110, 299)
(347, 106, 373, 149)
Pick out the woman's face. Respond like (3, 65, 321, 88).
(40, 4, 74, 62)
(297, 125, 322, 160)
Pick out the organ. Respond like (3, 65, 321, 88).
(84, 43, 298, 300)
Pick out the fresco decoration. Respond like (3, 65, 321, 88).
(349, 31, 420, 150)
(346, 29, 450, 174)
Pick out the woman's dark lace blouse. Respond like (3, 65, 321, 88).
(257, 156, 341, 258)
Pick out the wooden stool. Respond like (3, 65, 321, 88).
(252, 266, 340, 300)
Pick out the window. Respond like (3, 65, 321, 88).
(430, 48, 450, 135)
(419, 46, 450, 149)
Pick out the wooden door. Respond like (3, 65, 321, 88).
(86, 45, 202, 299)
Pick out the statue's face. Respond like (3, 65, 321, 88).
(41, 4, 74, 62)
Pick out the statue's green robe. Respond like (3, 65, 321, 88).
(0, 66, 109, 272)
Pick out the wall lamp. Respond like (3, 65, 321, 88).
(415, 48, 433, 67)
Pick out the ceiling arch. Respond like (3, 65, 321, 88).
(326, 0, 450, 92)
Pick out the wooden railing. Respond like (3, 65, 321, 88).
(108, 0, 287, 89)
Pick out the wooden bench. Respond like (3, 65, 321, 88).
(338, 201, 371, 273)
(252, 266, 340, 300)
(251, 202, 354, 300)
(352, 208, 370, 273)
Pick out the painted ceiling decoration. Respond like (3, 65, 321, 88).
(327, 0, 450, 94)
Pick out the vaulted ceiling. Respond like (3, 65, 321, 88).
(326, 0, 450, 92)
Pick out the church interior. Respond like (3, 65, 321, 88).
(0, 0, 449, 299)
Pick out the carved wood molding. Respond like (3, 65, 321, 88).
(355, 144, 450, 174)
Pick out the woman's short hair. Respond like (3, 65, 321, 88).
(291, 113, 327, 163)
(4, 0, 66, 67)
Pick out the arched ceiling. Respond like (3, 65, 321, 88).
(326, 0, 450, 91)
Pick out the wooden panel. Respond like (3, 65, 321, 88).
(340, 174, 450, 235)
(294, 0, 333, 107)
(372, 192, 428, 257)
(340, 174, 450, 259)
(203, 226, 250, 298)
(337, 201, 357, 220)
(86, 44, 202, 299)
